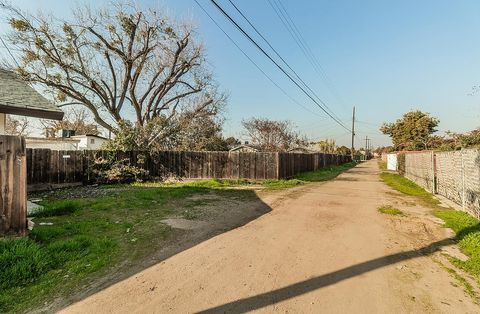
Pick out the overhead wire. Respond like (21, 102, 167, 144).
(225, 0, 345, 124)
(208, 0, 351, 132)
(192, 0, 325, 119)
(268, 0, 347, 110)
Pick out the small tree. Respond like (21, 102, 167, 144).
(380, 110, 439, 150)
(41, 108, 99, 137)
(242, 117, 302, 152)
(317, 139, 337, 153)
(336, 145, 351, 155)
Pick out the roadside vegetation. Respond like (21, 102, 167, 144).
(378, 205, 404, 216)
(379, 167, 480, 285)
(0, 162, 355, 313)
(0, 184, 255, 313)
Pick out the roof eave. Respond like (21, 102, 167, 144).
(0, 104, 64, 120)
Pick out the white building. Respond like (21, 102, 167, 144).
(26, 134, 109, 150)
(71, 134, 109, 150)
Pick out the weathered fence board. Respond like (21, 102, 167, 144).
(0, 135, 27, 235)
(25, 149, 351, 190)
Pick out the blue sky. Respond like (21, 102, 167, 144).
(1, 0, 480, 147)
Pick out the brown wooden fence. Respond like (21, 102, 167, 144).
(26, 149, 351, 189)
(0, 135, 27, 235)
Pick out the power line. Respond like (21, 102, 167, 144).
(225, 0, 344, 124)
(209, 0, 350, 132)
(268, 0, 347, 109)
(192, 0, 324, 118)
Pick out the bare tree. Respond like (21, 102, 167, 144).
(5, 115, 30, 136)
(1, 1, 225, 146)
(242, 117, 303, 152)
(41, 107, 99, 137)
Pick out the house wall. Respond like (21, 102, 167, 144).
(26, 139, 79, 150)
(74, 136, 108, 150)
(86, 136, 108, 150)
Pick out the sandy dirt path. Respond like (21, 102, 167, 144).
(61, 161, 478, 313)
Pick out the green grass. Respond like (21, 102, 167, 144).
(262, 179, 304, 189)
(261, 162, 356, 189)
(295, 162, 356, 182)
(434, 209, 480, 279)
(29, 200, 83, 217)
(380, 172, 440, 208)
(378, 167, 480, 284)
(378, 205, 404, 216)
(443, 264, 477, 299)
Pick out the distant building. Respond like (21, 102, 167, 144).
(26, 134, 109, 150)
(71, 134, 109, 150)
(0, 68, 63, 133)
(229, 144, 259, 153)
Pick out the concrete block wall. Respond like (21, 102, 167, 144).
(404, 149, 480, 218)
(436, 149, 480, 218)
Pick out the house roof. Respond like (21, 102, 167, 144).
(0, 69, 64, 120)
(71, 134, 109, 140)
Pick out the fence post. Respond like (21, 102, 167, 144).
(461, 149, 466, 211)
(276, 152, 280, 179)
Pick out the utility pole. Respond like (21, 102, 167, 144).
(365, 136, 369, 160)
(351, 106, 355, 160)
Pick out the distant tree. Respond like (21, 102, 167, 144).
(336, 145, 351, 155)
(5, 115, 29, 136)
(317, 139, 337, 153)
(242, 118, 302, 152)
(2, 1, 225, 148)
(224, 136, 241, 148)
(41, 108, 99, 137)
(380, 111, 439, 150)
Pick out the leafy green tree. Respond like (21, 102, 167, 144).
(336, 145, 351, 155)
(380, 111, 439, 150)
(317, 139, 337, 153)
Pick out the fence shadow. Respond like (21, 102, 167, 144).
(197, 238, 454, 314)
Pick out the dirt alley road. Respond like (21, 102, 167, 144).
(61, 160, 479, 313)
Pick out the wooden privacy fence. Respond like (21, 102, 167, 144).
(0, 135, 27, 235)
(26, 149, 351, 189)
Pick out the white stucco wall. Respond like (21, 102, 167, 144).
(387, 153, 397, 171)
(26, 138, 79, 150)
(73, 135, 108, 150)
